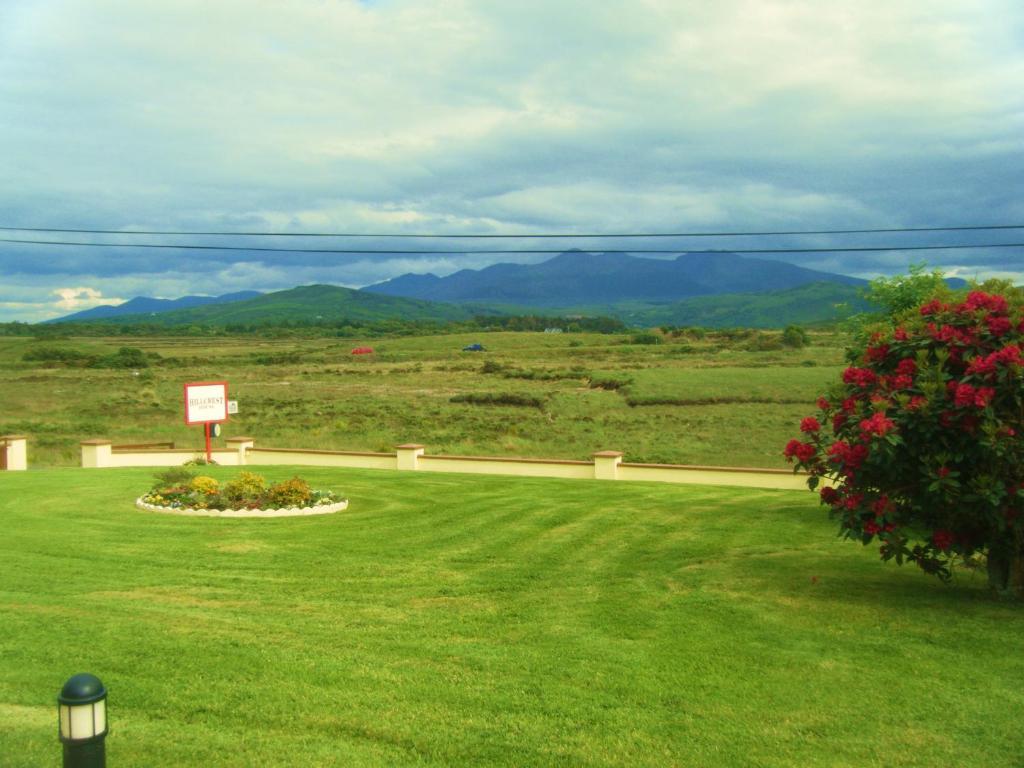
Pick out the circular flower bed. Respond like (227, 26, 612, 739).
(137, 469, 347, 518)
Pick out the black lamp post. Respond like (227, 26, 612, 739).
(58, 673, 107, 768)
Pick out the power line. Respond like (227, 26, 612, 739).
(0, 224, 1023, 238)
(1, 236, 1023, 255)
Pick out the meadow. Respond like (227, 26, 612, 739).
(0, 328, 845, 468)
(1, 466, 1020, 767)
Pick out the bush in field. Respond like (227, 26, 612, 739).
(630, 332, 662, 345)
(189, 476, 220, 495)
(222, 471, 267, 504)
(785, 287, 1024, 596)
(265, 477, 314, 508)
(781, 325, 810, 348)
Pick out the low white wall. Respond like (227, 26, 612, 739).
(246, 448, 396, 470)
(619, 462, 808, 491)
(1, 435, 27, 471)
(419, 455, 593, 480)
(108, 449, 242, 467)
(80, 437, 808, 490)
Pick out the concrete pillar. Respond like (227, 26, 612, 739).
(1, 435, 27, 471)
(395, 443, 425, 471)
(226, 436, 255, 465)
(592, 450, 624, 480)
(81, 439, 113, 469)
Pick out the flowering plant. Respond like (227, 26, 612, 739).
(142, 470, 342, 511)
(785, 288, 1024, 595)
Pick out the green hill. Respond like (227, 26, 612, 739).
(80, 284, 484, 326)
(533, 282, 870, 328)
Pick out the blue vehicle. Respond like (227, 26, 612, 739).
(462, 343, 486, 352)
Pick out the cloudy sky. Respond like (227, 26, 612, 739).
(1, 0, 1022, 321)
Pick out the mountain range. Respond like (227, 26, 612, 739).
(47, 291, 262, 323)
(364, 250, 864, 305)
(46, 251, 879, 327)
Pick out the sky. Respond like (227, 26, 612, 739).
(1, 0, 1022, 322)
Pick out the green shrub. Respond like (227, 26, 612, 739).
(223, 471, 267, 503)
(450, 392, 544, 408)
(153, 467, 195, 488)
(782, 325, 810, 348)
(630, 332, 662, 345)
(265, 477, 314, 508)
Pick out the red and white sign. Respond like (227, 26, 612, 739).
(183, 381, 229, 425)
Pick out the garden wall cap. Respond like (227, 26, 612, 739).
(395, 443, 425, 449)
(592, 450, 624, 458)
(226, 436, 256, 442)
(1, 434, 27, 440)
(59, 673, 106, 705)
(80, 439, 113, 446)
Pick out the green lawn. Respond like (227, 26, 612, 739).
(0, 467, 1020, 766)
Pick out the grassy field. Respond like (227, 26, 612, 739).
(0, 466, 1020, 766)
(0, 329, 845, 468)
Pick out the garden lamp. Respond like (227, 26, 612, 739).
(58, 673, 107, 767)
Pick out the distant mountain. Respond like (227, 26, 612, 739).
(49, 291, 262, 323)
(364, 250, 866, 306)
(61, 284, 483, 326)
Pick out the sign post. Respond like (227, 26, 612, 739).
(183, 381, 229, 462)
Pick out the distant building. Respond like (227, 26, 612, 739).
(543, 327, 564, 333)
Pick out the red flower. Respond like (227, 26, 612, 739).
(866, 344, 889, 363)
(920, 299, 945, 316)
(893, 327, 910, 341)
(863, 521, 881, 535)
(907, 396, 928, 411)
(937, 466, 950, 478)
(974, 387, 996, 408)
(828, 440, 868, 469)
(987, 316, 1012, 337)
(859, 412, 896, 438)
(820, 486, 840, 505)
(895, 358, 917, 376)
(953, 382, 976, 408)
(890, 374, 913, 390)
(816, 396, 830, 410)
(842, 367, 877, 389)
(964, 291, 1008, 314)
(932, 529, 954, 551)
(800, 417, 821, 433)
(784, 440, 817, 463)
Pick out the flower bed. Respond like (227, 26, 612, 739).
(138, 469, 347, 518)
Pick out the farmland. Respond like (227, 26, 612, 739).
(0, 328, 845, 468)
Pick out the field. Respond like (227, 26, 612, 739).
(0, 328, 845, 468)
(1, 467, 1021, 766)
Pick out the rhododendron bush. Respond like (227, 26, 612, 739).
(785, 288, 1024, 595)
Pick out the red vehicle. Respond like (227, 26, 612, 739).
(351, 346, 374, 355)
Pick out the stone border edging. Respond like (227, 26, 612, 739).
(135, 497, 349, 518)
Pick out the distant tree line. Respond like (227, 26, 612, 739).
(8, 313, 628, 338)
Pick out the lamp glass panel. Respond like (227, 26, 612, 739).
(59, 705, 71, 739)
(93, 699, 106, 734)
(69, 703, 97, 739)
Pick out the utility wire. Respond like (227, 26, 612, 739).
(1, 224, 1023, 238)
(1, 237, 1023, 255)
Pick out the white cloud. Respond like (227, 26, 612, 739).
(52, 286, 123, 311)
